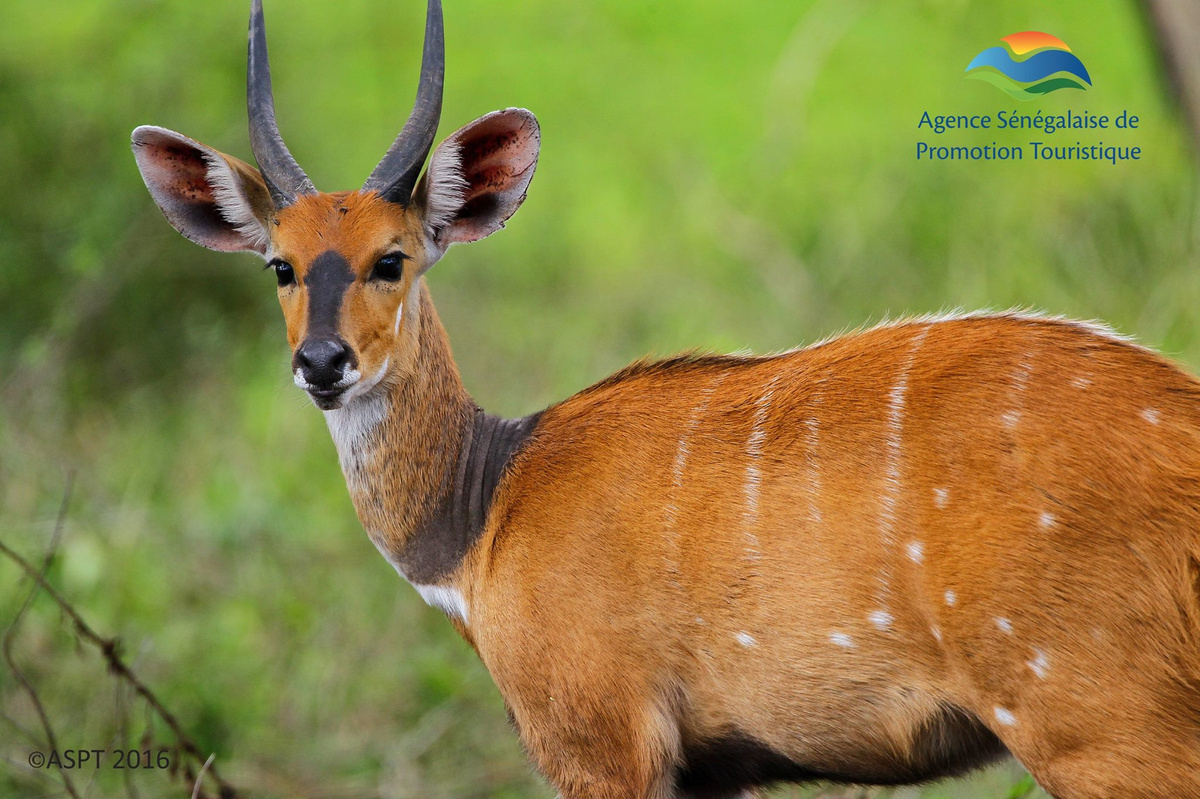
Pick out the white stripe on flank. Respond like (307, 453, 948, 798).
(743, 375, 782, 562)
(876, 326, 930, 609)
(806, 385, 824, 525)
(663, 373, 727, 587)
(1003, 353, 1034, 431)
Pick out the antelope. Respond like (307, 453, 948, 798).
(131, 1, 1200, 797)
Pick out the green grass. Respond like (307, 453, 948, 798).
(1, 0, 1195, 796)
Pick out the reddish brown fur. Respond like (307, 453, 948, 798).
(457, 314, 1200, 798)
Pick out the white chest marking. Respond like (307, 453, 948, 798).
(366, 540, 471, 626)
(413, 583, 470, 624)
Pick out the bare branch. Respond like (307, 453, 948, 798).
(0, 487, 241, 799)
(1, 477, 81, 799)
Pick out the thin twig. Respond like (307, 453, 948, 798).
(192, 753, 216, 799)
(0, 526, 240, 798)
(1, 477, 81, 799)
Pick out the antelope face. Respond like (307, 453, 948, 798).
(269, 191, 421, 409)
(131, 0, 538, 410)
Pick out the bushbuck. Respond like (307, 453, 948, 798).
(131, 1, 1200, 796)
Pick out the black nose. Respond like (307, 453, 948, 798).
(295, 338, 350, 388)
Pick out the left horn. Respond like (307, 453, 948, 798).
(362, 0, 445, 205)
(247, 0, 316, 209)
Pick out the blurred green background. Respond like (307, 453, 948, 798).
(1, 0, 1196, 796)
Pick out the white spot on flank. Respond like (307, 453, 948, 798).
(1072, 376, 1092, 389)
(695, 617, 706, 625)
(868, 610, 894, 630)
(1039, 511, 1055, 529)
(994, 707, 1017, 727)
(1142, 408, 1161, 425)
(413, 583, 470, 624)
(1027, 648, 1050, 679)
(931, 625, 942, 642)
(829, 632, 855, 648)
(1002, 410, 1021, 429)
(944, 590, 957, 606)
(906, 541, 924, 564)
(995, 617, 1014, 634)
(735, 632, 757, 648)
(934, 487, 948, 508)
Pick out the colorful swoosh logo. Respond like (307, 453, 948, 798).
(965, 32, 1091, 100)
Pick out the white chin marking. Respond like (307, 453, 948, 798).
(338, 357, 390, 405)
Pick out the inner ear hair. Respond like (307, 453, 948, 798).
(203, 153, 272, 253)
(418, 139, 469, 238)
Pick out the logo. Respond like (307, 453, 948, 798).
(965, 32, 1091, 100)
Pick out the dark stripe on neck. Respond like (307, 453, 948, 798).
(305, 250, 355, 338)
(400, 409, 542, 584)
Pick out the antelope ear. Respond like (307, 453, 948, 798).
(131, 125, 273, 255)
(413, 108, 539, 258)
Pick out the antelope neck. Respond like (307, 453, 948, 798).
(325, 285, 540, 587)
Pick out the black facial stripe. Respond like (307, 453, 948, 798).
(304, 250, 355, 339)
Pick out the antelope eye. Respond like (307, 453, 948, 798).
(270, 260, 295, 287)
(371, 253, 406, 282)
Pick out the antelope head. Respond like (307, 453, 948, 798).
(132, 0, 539, 410)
